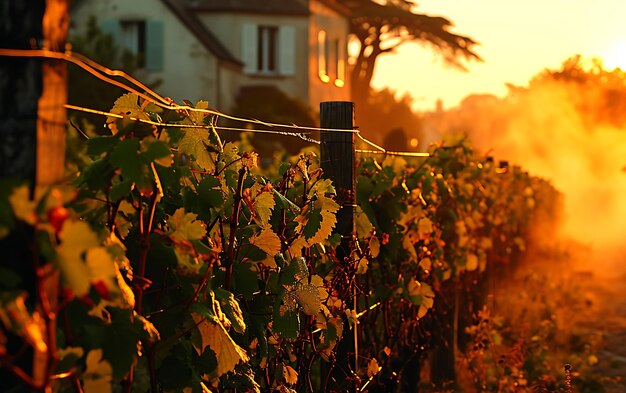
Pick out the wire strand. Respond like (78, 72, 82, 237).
(64, 103, 320, 144)
(2, 48, 427, 157)
(0, 48, 356, 134)
(356, 149, 430, 157)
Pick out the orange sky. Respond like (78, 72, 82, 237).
(372, 0, 626, 111)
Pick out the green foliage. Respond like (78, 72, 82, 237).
(0, 93, 567, 392)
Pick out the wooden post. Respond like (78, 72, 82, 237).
(320, 101, 357, 390)
(38, 0, 68, 186)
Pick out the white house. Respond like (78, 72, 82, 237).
(71, 0, 351, 115)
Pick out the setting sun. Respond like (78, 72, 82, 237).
(601, 41, 626, 70)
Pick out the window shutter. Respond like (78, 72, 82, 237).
(100, 19, 121, 44)
(146, 21, 164, 71)
(279, 25, 295, 76)
(242, 24, 257, 74)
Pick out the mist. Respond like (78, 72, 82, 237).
(427, 57, 626, 274)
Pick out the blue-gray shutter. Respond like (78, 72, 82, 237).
(100, 19, 121, 44)
(279, 25, 296, 76)
(146, 21, 164, 71)
(242, 23, 258, 74)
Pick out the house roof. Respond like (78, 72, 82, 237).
(186, 0, 311, 16)
(317, 0, 351, 17)
(160, 0, 243, 67)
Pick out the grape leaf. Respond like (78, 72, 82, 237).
(356, 206, 374, 238)
(198, 175, 224, 208)
(8, 186, 36, 225)
(191, 312, 249, 378)
(307, 209, 337, 245)
(56, 346, 84, 373)
(83, 349, 113, 393)
(406, 279, 435, 318)
(167, 208, 206, 241)
(179, 128, 217, 172)
(251, 184, 275, 228)
(85, 247, 118, 296)
(109, 138, 142, 182)
(142, 138, 173, 167)
(272, 302, 299, 340)
(249, 228, 281, 267)
(310, 275, 328, 302)
(109, 179, 133, 202)
(233, 262, 258, 300)
(320, 317, 343, 359)
(282, 365, 298, 385)
(221, 142, 241, 170)
(107, 93, 149, 123)
(188, 100, 210, 125)
(87, 136, 117, 157)
(57, 221, 100, 296)
(295, 284, 321, 316)
(214, 288, 246, 334)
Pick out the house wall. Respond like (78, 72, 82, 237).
(198, 13, 310, 113)
(308, 1, 351, 111)
(71, 0, 220, 107)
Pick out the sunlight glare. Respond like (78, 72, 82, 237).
(601, 41, 626, 70)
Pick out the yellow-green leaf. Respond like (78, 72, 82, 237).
(9, 186, 36, 225)
(296, 284, 321, 316)
(283, 365, 298, 385)
(167, 208, 206, 241)
(86, 247, 117, 292)
(189, 100, 210, 125)
(83, 349, 113, 393)
(251, 185, 275, 228)
(179, 128, 216, 172)
(191, 313, 249, 378)
(249, 228, 281, 268)
(57, 221, 100, 296)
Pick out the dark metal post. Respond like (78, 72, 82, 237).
(0, 0, 46, 184)
(320, 101, 357, 390)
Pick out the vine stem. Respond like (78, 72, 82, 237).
(124, 192, 159, 393)
(225, 167, 246, 291)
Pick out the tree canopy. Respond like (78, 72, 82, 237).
(339, 0, 482, 100)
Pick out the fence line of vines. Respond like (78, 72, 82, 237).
(0, 93, 561, 392)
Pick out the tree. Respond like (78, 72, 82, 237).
(339, 0, 481, 101)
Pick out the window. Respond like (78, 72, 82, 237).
(242, 24, 295, 76)
(318, 30, 345, 87)
(257, 26, 278, 73)
(334, 38, 345, 87)
(100, 19, 163, 71)
(318, 30, 330, 82)
(121, 21, 146, 68)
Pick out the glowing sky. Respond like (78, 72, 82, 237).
(371, 0, 626, 111)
